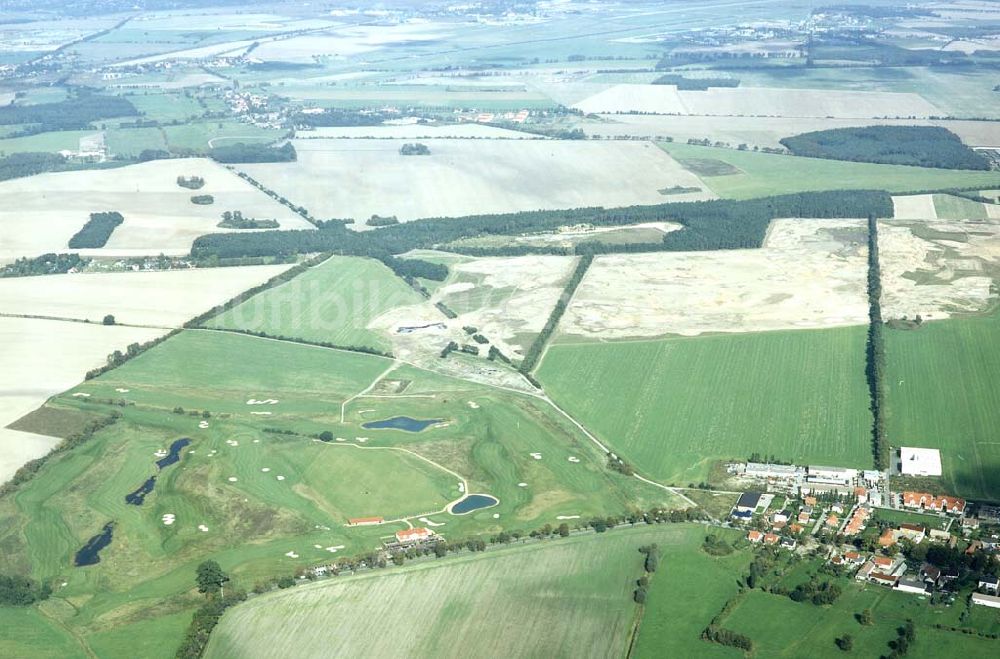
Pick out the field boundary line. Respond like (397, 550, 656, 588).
(341, 362, 401, 423)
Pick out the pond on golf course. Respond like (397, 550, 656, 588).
(74, 522, 114, 567)
(362, 416, 443, 432)
(450, 494, 499, 515)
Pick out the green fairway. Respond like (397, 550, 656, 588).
(204, 524, 701, 659)
(162, 122, 283, 152)
(659, 142, 1000, 199)
(538, 328, 874, 485)
(932, 194, 990, 219)
(885, 312, 1000, 500)
(0, 606, 86, 659)
(205, 256, 424, 353)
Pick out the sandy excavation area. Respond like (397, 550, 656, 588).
(0, 317, 164, 483)
(893, 194, 938, 220)
(0, 264, 294, 327)
(879, 219, 1000, 320)
(573, 84, 940, 119)
(0, 158, 314, 265)
(561, 219, 870, 339)
(239, 139, 713, 224)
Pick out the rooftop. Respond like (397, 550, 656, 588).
(899, 447, 942, 476)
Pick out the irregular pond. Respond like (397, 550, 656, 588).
(450, 494, 499, 515)
(75, 522, 114, 567)
(156, 437, 191, 469)
(125, 476, 156, 506)
(362, 417, 442, 432)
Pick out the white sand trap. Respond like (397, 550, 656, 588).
(458, 482, 465, 493)
(198, 524, 209, 532)
(228, 477, 238, 482)
(72, 392, 91, 398)
(467, 401, 480, 409)
(314, 524, 331, 530)
(226, 439, 239, 446)
(556, 515, 581, 520)
(518, 482, 528, 487)
(567, 456, 580, 463)
(250, 411, 273, 415)
(325, 545, 345, 553)
(356, 437, 368, 443)
(284, 551, 299, 558)
(154, 449, 168, 457)
(115, 388, 130, 393)
(253, 439, 260, 443)
(246, 399, 279, 405)
(313, 544, 323, 549)
(276, 475, 285, 481)
(198, 421, 209, 428)
(261, 467, 271, 472)
(530, 452, 542, 460)
(492, 513, 500, 519)
(418, 517, 446, 527)
(162, 513, 176, 525)
(893, 194, 938, 220)
(336, 437, 346, 442)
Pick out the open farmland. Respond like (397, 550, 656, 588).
(205, 524, 699, 659)
(0, 265, 294, 327)
(0, 159, 313, 264)
(659, 142, 1000, 199)
(0, 317, 163, 482)
(302, 123, 537, 139)
(879, 219, 1000, 321)
(885, 311, 1000, 500)
(237, 139, 712, 224)
(538, 327, 873, 485)
(561, 219, 869, 339)
(573, 84, 939, 118)
(205, 256, 424, 353)
(893, 194, 938, 220)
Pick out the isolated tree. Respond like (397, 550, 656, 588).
(558, 523, 570, 537)
(319, 431, 334, 442)
(102, 314, 115, 325)
(835, 634, 853, 651)
(195, 560, 228, 597)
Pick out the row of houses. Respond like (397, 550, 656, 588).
(902, 491, 966, 515)
(746, 530, 797, 549)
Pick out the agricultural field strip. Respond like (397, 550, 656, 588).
(191, 327, 693, 503)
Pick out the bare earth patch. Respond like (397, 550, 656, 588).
(879, 218, 1000, 320)
(561, 218, 869, 339)
(892, 194, 938, 220)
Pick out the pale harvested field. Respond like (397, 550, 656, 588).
(879, 219, 1000, 320)
(893, 194, 938, 220)
(303, 123, 536, 139)
(0, 428, 61, 485)
(582, 115, 1000, 149)
(239, 140, 712, 223)
(0, 265, 293, 327)
(0, 158, 313, 264)
(251, 22, 451, 62)
(0, 317, 163, 482)
(561, 219, 870, 339)
(574, 84, 939, 118)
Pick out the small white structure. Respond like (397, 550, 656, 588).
(899, 447, 942, 477)
(807, 465, 857, 485)
(972, 592, 1000, 609)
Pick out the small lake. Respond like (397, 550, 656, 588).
(156, 438, 191, 469)
(450, 494, 499, 515)
(125, 476, 156, 506)
(362, 417, 442, 432)
(74, 522, 114, 567)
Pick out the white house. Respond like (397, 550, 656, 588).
(899, 447, 942, 477)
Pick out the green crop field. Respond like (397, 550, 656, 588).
(538, 328, 874, 485)
(884, 312, 1000, 500)
(105, 127, 168, 158)
(0, 130, 99, 155)
(659, 143, 1000, 199)
(126, 93, 204, 123)
(933, 194, 990, 220)
(162, 121, 283, 152)
(205, 256, 424, 353)
(0, 607, 85, 659)
(205, 524, 703, 659)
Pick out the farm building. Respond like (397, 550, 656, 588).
(395, 527, 433, 544)
(734, 492, 762, 514)
(744, 462, 803, 480)
(894, 576, 930, 595)
(348, 517, 384, 526)
(806, 465, 857, 486)
(899, 447, 942, 477)
(972, 593, 1000, 609)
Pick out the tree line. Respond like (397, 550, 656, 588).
(0, 253, 88, 277)
(519, 255, 592, 377)
(209, 142, 296, 164)
(865, 215, 889, 470)
(652, 74, 739, 90)
(780, 126, 990, 170)
(67, 211, 124, 249)
(0, 92, 137, 132)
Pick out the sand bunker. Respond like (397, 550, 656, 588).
(563, 218, 869, 339)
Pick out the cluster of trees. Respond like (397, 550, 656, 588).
(0, 92, 137, 132)
(780, 126, 990, 170)
(887, 619, 916, 658)
(176, 591, 246, 657)
(217, 210, 279, 229)
(67, 211, 124, 248)
(808, 36, 969, 68)
(0, 252, 88, 277)
(366, 214, 399, 226)
(865, 215, 890, 470)
(0, 574, 51, 605)
(293, 109, 396, 127)
(788, 580, 842, 605)
(399, 142, 431, 156)
(209, 142, 296, 164)
(633, 544, 660, 603)
(652, 74, 739, 90)
(519, 255, 593, 375)
(701, 626, 753, 652)
(0, 152, 67, 182)
(176, 175, 205, 189)
(702, 534, 734, 556)
(190, 194, 214, 205)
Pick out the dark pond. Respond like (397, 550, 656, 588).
(74, 522, 114, 567)
(362, 416, 442, 432)
(156, 437, 191, 469)
(450, 494, 499, 515)
(125, 476, 156, 506)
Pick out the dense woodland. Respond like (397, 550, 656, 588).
(0, 92, 137, 132)
(67, 211, 124, 248)
(209, 142, 296, 164)
(0, 152, 66, 181)
(217, 211, 278, 229)
(293, 109, 400, 127)
(781, 126, 991, 170)
(652, 74, 739, 90)
(0, 253, 88, 277)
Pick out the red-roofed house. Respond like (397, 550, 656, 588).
(763, 533, 779, 545)
(348, 517, 384, 526)
(870, 571, 899, 586)
(747, 530, 764, 543)
(395, 527, 432, 544)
